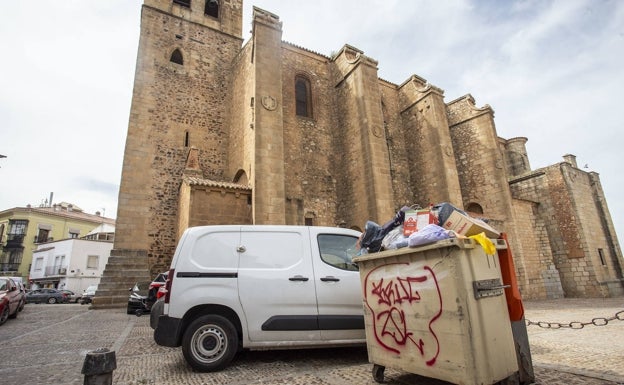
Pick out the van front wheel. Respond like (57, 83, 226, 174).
(182, 314, 238, 372)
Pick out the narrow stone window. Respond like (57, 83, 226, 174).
(170, 49, 183, 65)
(184, 131, 190, 147)
(205, 0, 219, 18)
(173, 0, 191, 7)
(598, 248, 606, 265)
(295, 76, 312, 117)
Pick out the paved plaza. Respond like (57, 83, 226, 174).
(0, 298, 622, 385)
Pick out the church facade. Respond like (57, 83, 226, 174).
(94, 0, 623, 308)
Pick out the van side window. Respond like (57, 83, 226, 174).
(317, 234, 359, 271)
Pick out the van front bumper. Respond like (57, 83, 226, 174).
(154, 315, 182, 347)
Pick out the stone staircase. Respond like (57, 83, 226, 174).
(91, 249, 152, 310)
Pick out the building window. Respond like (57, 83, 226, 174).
(87, 255, 99, 269)
(173, 0, 191, 7)
(54, 255, 66, 275)
(0, 247, 24, 272)
(170, 49, 184, 65)
(35, 228, 50, 243)
(69, 228, 80, 238)
(204, 0, 219, 18)
(598, 248, 606, 266)
(295, 76, 312, 117)
(8, 219, 27, 240)
(34, 257, 44, 271)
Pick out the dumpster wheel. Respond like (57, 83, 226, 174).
(372, 364, 385, 383)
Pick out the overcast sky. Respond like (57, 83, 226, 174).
(1, 0, 622, 244)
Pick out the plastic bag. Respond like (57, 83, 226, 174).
(469, 232, 496, 255)
(407, 224, 454, 247)
(381, 225, 408, 250)
(360, 221, 385, 253)
(380, 206, 412, 236)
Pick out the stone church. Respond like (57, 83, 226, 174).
(93, 0, 623, 308)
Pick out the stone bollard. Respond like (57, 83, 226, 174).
(81, 348, 116, 385)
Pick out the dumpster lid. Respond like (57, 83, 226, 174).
(353, 237, 506, 264)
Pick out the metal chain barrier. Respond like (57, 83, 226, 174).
(525, 310, 624, 329)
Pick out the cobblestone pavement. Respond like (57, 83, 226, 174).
(0, 298, 622, 385)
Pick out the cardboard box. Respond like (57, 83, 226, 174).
(403, 210, 418, 236)
(442, 210, 500, 239)
(404, 210, 437, 236)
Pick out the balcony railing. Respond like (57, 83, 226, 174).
(44, 265, 69, 276)
(34, 236, 53, 243)
(5, 234, 25, 247)
(0, 263, 20, 273)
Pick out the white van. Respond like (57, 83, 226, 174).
(154, 225, 365, 371)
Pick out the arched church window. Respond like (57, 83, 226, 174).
(205, 0, 219, 18)
(295, 76, 312, 118)
(170, 49, 184, 65)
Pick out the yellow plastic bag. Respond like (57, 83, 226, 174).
(469, 232, 496, 255)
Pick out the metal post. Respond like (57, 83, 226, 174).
(81, 348, 116, 385)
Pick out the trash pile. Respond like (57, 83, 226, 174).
(358, 202, 501, 255)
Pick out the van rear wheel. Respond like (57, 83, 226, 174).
(182, 314, 238, 372)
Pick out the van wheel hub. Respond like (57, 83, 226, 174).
(192, 325, 227, 362)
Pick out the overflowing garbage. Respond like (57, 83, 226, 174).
(357, 202, 501, 255)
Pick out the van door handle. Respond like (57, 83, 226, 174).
(320, 276, 340, 282)
(289, 275, 309, 282)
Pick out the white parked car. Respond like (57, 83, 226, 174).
(154, 225, 365, 371)
(79, 285, 98, 305)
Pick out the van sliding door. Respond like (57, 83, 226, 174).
(237, 228, 321, 343)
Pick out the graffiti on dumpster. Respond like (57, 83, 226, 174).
(363, 262, 443, 366)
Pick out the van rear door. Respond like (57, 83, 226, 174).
(237, 226, 320, 342)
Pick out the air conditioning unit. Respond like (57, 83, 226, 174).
(58, 268, 67, 275)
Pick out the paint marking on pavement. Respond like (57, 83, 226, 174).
(112, 316, 137, 353)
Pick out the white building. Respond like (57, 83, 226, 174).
(29, 226, 114, 294)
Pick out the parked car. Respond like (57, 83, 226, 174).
(79, 285, 98, 305)
(150, 271, 168, 292)
(127, 281, 155, 315)
(25, 288, 68, 304)
(154, 225, 364, 372)
(11, 280, 26, 312)
(0, 277, 21, 325)
(7, 277, 25, 312)
(60, 290, 80, 303)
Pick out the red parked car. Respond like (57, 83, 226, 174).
(149, 271, 168, 292)
(0, 277, 22, 325)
